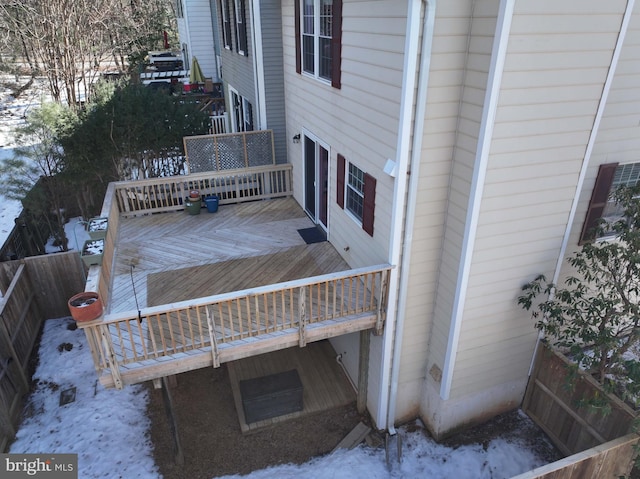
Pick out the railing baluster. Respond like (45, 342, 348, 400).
(298, 286, 306, 347)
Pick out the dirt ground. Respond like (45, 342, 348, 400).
(148, 365, 562, 479)
(147, 365, 368, 479)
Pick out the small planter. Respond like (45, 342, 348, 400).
(204, 195, 219, 213)
(68, 291, 103, 322)
(87, 217, 108, 240)
(185, 191, 202, 215)
(81, 238, 104, 267)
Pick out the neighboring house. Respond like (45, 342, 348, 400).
(175, 0, 220, 81)
(172, 0, 640, 439)
(178, 0, 288, 162)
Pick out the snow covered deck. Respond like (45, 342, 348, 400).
(77, 166, 391, 388)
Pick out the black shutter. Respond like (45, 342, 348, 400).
(337, 154, 345, 208)
(331, 0, 342, 89)
(295, 0, 301, 74)
(579, 162, 618, 244)
(362, 173, 376, 236)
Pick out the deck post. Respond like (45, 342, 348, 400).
(206, 307, 221, 368)
(357, 329, 371, 414)
(374, 270, 390, 335)
(161, 376, 185, 465)
(298, 286, 307, 347)
(100, 324, 123, 389)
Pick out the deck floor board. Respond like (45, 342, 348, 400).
(109, 197, 347, 314)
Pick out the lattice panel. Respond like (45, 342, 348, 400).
(185, 130, 274, 173)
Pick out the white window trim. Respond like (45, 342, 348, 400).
(234, 0, 247, 56)
(301, 0, 332, 85)
(221, 0, 232, 50)
(345, 161, 365, 226)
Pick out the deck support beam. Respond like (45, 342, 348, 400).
(357, 329, 370, 414)
(161, 376, 184, 465)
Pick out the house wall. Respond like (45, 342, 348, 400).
(419, 0, 630, 438)
(219, 0, 257, 128)
(183, 0, 219, 80)
(256, 1, 288, 163)
(282, 0, 409, 423)
(561, 5, 640, 268)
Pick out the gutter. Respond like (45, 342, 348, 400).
(385, 0, 437, 435)
(440, 0, 515, 400)
(527, 0, 635, 375)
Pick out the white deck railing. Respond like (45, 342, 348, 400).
(79, 265, 391, 389)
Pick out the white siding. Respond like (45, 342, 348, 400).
(447, 1, 627, 404)
(184, 0, 218, 79)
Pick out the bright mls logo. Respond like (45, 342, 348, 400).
(1, 454, 77, 478)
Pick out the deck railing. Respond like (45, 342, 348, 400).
(79, 265, 391, 389)
(112, 163, 292, 217)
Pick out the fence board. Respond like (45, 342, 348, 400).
(0, 251, 85, 451)
(510, 433, 639, 479)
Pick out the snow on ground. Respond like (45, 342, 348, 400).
(9, 317, 550, 479)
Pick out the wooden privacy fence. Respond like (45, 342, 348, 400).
(520, 341, 639, 478)
(0, 251, 85, 452)
(510, 433, 639, 479)
(78, 265, 391, 389)
(112, 164, 292, 217)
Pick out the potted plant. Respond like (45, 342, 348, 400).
(185, 189, 202, 215)
(81, 238, 104, 267)
(68, 291, 103, 322)
(87, 217, 108, 240)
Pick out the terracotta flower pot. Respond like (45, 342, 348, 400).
(68, 292, 104, 322)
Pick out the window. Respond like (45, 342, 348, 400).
(176, 0, 184, 18)
(219, 0, 233, 50)
(295, 0, 342, 88)
(580, 162, 640, 243)
(234, 0, 248, 56)
(230, 87, 254, 133)
(346, 163, 365, 222)
(337, 155, 376, 236)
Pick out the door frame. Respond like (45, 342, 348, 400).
(301, 129, 330, 232)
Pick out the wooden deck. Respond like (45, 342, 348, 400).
(109, 197, 347, 313)
(228, 340, 356, 433)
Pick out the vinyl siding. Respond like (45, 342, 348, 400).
(184, 0, 218, 79)
(219, 0, 256, 126)
(420, 0, 499, 404)
(562, 6, 640, 268)
(447, 0, 627, 400)
(260, 1, 287, 162)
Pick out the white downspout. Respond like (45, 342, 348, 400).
(385, 0, 436, 435)
(250, 0, 267, 129)
(440, 0, 515, 400)
(375, 0, 423, 431)
(527, 0, 635, 375)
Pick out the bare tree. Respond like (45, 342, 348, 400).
(0, 0, 174, 107)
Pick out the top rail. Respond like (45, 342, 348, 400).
(112, 164, 293, 217)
